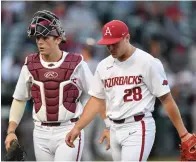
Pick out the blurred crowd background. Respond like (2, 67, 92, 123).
(1, 1, 196, 161)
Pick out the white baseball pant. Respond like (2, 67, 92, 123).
(33, 122, 84, 161)
(110, 116, 156, 161)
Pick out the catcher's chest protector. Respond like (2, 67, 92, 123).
(26, 53, 82, 122)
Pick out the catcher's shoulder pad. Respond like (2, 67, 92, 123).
(24, 53, 39, 65)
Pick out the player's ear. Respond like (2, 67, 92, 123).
(126, 34, 130, 43)
(55, 37, 62, 45)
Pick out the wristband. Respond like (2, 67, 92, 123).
(180, 132, 188, 139)
(104, 118, 111, 129)
(7, 131, 15, 135)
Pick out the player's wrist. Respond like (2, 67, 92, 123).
(105, 127, 110, 130)
(104, 118, 111, 130)
(180, 132, 188, 139)
(7, 130, 15, 135)
(74, 124, 83, 131)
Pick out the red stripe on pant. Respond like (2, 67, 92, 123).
(76, 133, 81, 161)
(139, 120, 146, 161)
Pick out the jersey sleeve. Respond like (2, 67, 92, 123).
(13, 65, 32, 101)
(88, 64, 105, 99)
(143, 58, 171, 97)
(73, 61, 93, 106)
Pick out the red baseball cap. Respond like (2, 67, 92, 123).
(97, 20, 129, 45)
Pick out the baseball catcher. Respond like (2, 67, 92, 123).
(5, 139, 26, 161)
(5, 10, 94, 161)
(180, 133, 196, 161)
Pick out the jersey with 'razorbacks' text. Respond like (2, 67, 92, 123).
(89, 48, 170, 120)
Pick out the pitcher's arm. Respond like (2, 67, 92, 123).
(75, 96, 105, 130)
(159, 92, 192, 141)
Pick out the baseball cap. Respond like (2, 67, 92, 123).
(97, 20, 129, 45)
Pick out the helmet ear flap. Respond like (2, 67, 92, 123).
(61, 32, 67, 43)
(27, 18, 37, 37)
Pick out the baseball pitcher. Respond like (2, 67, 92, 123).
(65, 20, 196, 161)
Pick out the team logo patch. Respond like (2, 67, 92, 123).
(104, 27, 112, 36)
(44, 71, 58, 79)
(162, 80, 168, 85)
(106, 65, 113, 70)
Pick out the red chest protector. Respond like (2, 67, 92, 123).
(25, 53, 82, 122)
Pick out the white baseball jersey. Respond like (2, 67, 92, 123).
(13, 51, 93, 122)
(89, 48, 170, 120)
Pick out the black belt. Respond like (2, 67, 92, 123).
(110, 114, 145, 124)
(41, 117, 79, 127)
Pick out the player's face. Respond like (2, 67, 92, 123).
(106, 35, 128, 59)
(36, 36, 59, 56)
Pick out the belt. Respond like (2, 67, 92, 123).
(41, 117, 79, 127)
(110, 114, 145, 124)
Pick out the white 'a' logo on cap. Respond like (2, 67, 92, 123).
(104, 27, 112, 36)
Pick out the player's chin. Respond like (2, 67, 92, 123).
(39, 51, 48, 56)
(111, 53, 118, 58)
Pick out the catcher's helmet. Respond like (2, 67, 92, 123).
(27, 10, 66, 42)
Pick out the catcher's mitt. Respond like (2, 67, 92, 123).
(180, 133, 196, 161)
(5, 139, 26, 161)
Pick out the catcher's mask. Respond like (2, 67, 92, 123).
(27, 10, 66, 42)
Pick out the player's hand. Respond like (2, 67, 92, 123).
(5, 133, 18, 151)
(99, 128, 110, 150)
(65, 127, 81, 148)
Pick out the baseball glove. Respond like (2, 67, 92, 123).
(5, 139, 26, 161)
(180, 133, 196, 161)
